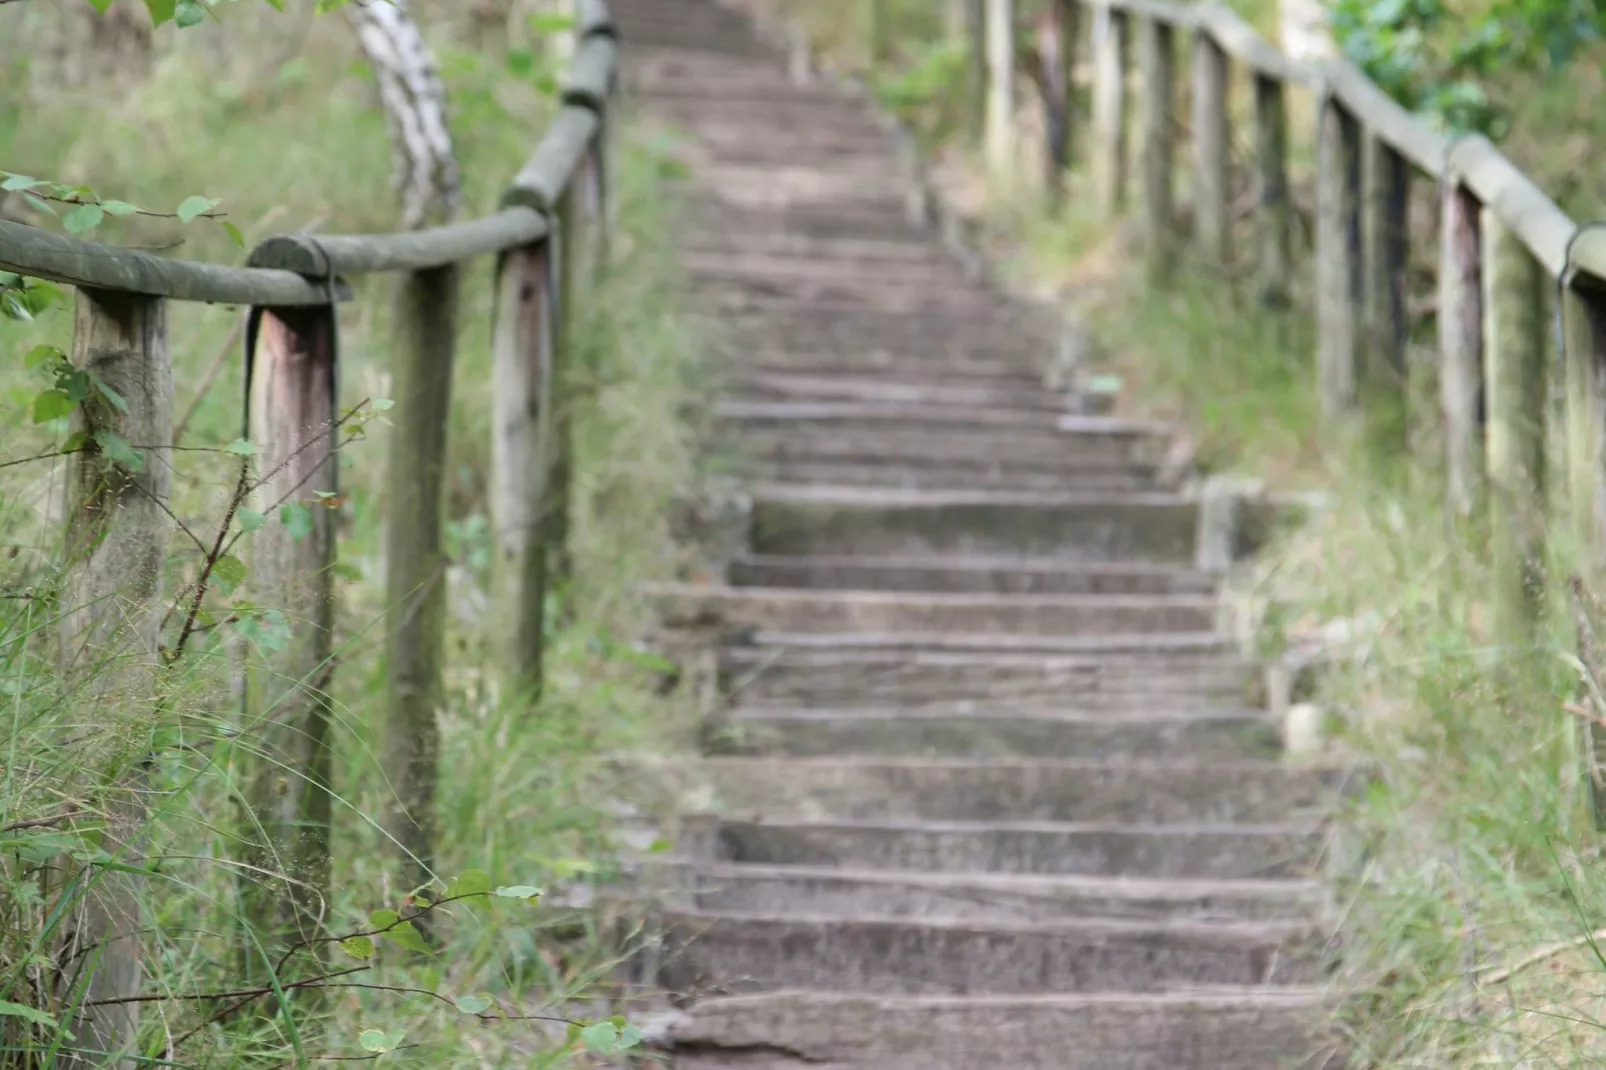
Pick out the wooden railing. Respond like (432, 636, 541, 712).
(0, 0, 618, 943)
(919, 0, 1606, 643)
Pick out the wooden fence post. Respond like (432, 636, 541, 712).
(1440, 180, 1484, 518)
(241, 304, 339, 955)
(1191, 27, 1229, 267)
(984, 0, 1015, 177)
(1253, 73, 1290, 307)
(1482, 209, 1547, 641)
(380, 265, 458, 895)
(544, 156, 595, 592)
(967, 0, 988, 145)
(1040, 0, 1079, 207)
(490, 239, 556, 697)
(1315, 94, 1362, 423)
(868, 0, 887, 68)
(1362, 134, 1409, 413)
(1090, 3, 1127, 214)
(55, 288, 172, 1067)
(1566, 280, 1606, 563)
(1138, 14, 1175, 283)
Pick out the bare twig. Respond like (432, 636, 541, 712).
(0, 810, 81, 833)
(1476, 928, 1606, 989)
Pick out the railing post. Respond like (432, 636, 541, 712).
(1090, 3, 1127, 214)
(55, 288, 172, 1067)
(1362, 134, 1410, 423)
(984, 0, 1016, 177)
(490, 237, 557, 698)
(1315, 94, 1362, 424)
(1138, 14, 1175, 283)
(1191, 27, 1229, 267)
(966, 0, 988, 145)
(381, 264, 458, 896)
(1440, 180, 1484, 519)
(240, 303, 339, 956)
(1041, 0, 1079, 207)
(868, 0, 887, 68)
(1253, 73, 1291, 307)
(1563, 279, 1606, 826)
(1482, 209, 1547, 641)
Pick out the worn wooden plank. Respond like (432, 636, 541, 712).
(1091, 3, 1128, 214)
(1361, 135, 1409, 405)
(1452, 135, 1575, 280)
(0, 219, 336, 306)
(249, 208, 547, 278)
(1191, 26, 1229, 266)
(565, 33, 618, 110)
(1194, 0, 1300, 83)
(505, 105, 603, 214)
(1483, 208, 1548, 639)
(1565, 281, 1606, 569)
(1315, 95, 1362, 422)
(1138, 14, 1175, 282)
(381, 265, 458, 894)
(1322, 58, 1447, 177)
(1440, 180, 1484, 519)
(55, 288, 172, 1067)
(491, 241, 557, 695)
(1253, 72, 1290, 308)
(241, 305, 339, 955)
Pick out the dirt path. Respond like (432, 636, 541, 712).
(612, 1, 1339, 1065)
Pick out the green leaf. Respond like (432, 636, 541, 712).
(90, 373, 129, 413)
(330, 561, 362, 582)
(221, 220, 245, 249)
(142, 0, 175, 23)
(370, 398, 395, 412)
(446, 869, 492, 898)
(21, 193, 56, 218)
(494, 884, 541, 900)
(62, 204, 104, 235)
(280, 502, 314, 542)
(339, 936, 375, 960)
(99, 200, 139, 217)
(382, 920, 431, 955)
(235, 507, 265, 533)
(176, 195, 218, 223)
(0, 174, 42, 192)
(358, 1028, 403, 1054)
(620, 1025, 643, 1050)
(174, 0, 205, 27)
(223, 438, 256, 456)
(527, 12, 575, 32)
(454, 995, 492, 1015)
(369, 908, 400, 929)
(0, 1001, 59, 1031)
(32, 390, 74, 424)
(24, 345, 61, 372)
(210, 554, 247, 595)
(579, 1022, 619, 1054)
(93, 430, 144, 472)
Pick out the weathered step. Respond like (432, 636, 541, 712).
(661, 990, 1341, 1070)
(681, 233, 952, 265)
(643, 860, 1324, 922)
(739, 349, 1045, 383)
(719, 404, 1168, 467)
(685, 815, 1323, 880)
(658, 910, 1323, 997)
(708, 706, 1279, 760)
(651, 585, 1217, 636)
(728, 553, 1217, 595)
(748, 486, 1200, 563)
(728, 371, 1071, 411)
(681, 249, 972, 289)
(692, 757, 1343, 825)
(722, 646, 1255, 708)
(682, 201, 932, 243)
(730, 457, 1163, 492)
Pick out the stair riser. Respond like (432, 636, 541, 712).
(711, 714, 1279, 761)
(725, 429, 1161, 468)
(659, 914, 1320, 997)
(729, 376, 1070, 412)
(727, 558, 1215, 595)
(682, 235, 951, 265)
(738, 353, 1045, 382)
(730, 460, 1161, 492)
(649, 869, 1319, 923)
(702, 762, 1339, 825)
(694, 820, 1322, 880)
(659, 591, 1216, 636)
(686, 204, 931, 243)
(668, 995, 1342, 1070)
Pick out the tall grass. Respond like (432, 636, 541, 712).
(0, 7, 706, 1065)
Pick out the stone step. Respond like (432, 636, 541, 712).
(738, 349, 1046, 382)
(684, 253, 971, 293)
(708, 706, 1279, 760)
(722, 646, 1255, 708)
(727, 553, 1217, 595)
(642, 860, 1325, 922)
(660, 990, 1341, 1070)
(685, 815, 1324, 880)
(728, 370, 1072, 410)
(711, 289, 1022, 323)
(748, 485, 1200, 563)
(658, 910, 1323, 997)
(683, 200, 933, 242)
(729, 457, 1163, 492)
(681, 233, 952, 265)
(691, 757, 1343, 825)
(651, 585, 1218, 636)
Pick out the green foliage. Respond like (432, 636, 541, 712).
(1331, 0, 1604, 135)
(2, 171, 237, 243)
